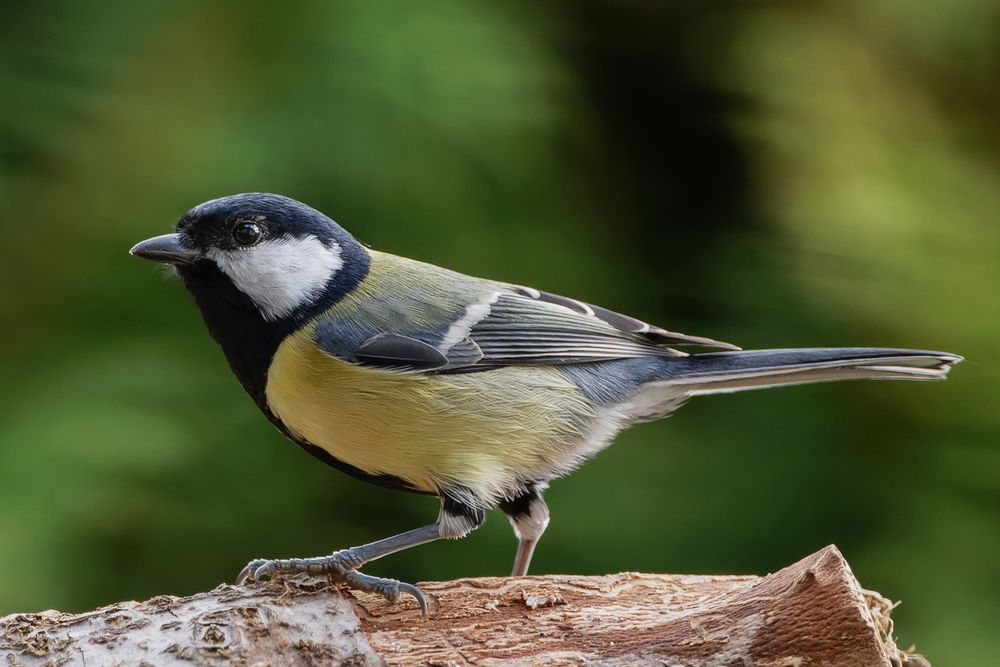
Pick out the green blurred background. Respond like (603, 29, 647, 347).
(1, 1, 997, 663)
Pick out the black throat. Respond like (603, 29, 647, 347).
(176, 242, 370, 411)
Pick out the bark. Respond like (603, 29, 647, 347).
(1, 545, 929, 666)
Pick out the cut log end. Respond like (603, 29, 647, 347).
(352, 545, 927, 667)
(1, 545, 930, 666)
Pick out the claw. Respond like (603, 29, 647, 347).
(236, 563, 257, 585)
(253, 561, 277, 581)
(397, 581, 429, 615)
(236, 558, 271, 585)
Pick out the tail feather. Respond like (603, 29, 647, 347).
(663, 348, 962, 397)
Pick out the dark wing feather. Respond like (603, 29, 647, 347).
(327, 280, 737, 374)
(434, 288, 739, 370)
(515, 287, 740, 351)
(354, 334, 449, 371)
(465, 294, 669, 366)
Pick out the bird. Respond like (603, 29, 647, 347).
(130, 193, 961, 613)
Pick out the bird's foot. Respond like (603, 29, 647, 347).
(337, 568, 427, 614)
(235, 550, 427, 614)
(236, 548, 364, 582)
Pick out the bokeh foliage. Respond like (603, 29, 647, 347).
(1, 2, 997, 664)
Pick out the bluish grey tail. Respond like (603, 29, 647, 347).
(661, 347, 962, 396)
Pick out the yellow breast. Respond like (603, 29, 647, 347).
(264, 324, 594, 501)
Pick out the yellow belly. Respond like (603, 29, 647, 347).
(264, 325, 594, 501)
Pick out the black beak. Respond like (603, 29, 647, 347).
(129, 233, 201, 265)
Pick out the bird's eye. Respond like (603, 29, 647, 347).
(232, 221, 263, 247)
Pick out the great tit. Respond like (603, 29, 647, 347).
(131, 193, 961, 612)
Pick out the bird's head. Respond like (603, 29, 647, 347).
(131, 193, 369, 323)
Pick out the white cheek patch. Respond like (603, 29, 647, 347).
(207, 237, 343, 320)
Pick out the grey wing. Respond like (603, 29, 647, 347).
(321, 285, 738, 373)
(462, 287, 739, 367)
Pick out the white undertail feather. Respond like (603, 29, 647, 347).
(507, 494, 550, 543)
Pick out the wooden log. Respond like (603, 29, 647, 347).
(1, 545, 928, 666)
(0, 578, 380, 666)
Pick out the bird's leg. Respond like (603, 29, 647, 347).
(499, 486, 550, 576)
(236, 494, 485, 613)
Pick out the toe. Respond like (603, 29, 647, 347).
(341, 570, 428, 614)
(236, 559, 270, 585)
(253, 561, 278, 581)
